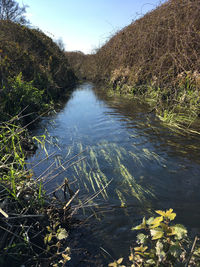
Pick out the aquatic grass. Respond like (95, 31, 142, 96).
(158, 111, 200, 136)
(95, 172, 108, 199)
(112, 144, 124, 160)
(115, 189, 126, 208)
(99, 148, 112, 164)
(1, 112, 163, 264)
(142, 148, 165, 165)
(75, 142, 156, 205)
(87, 171, 96, 193)
(35, 135, 157, 219)
(115, 156, 155, 203)
(89, 147, 100, 169)
(128, 151, 143, 167)
(117, 162, 141, 201)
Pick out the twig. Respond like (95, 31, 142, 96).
(26, 151, 56, 175)
(0, 207, 8, 218)
(63, 189, 79, 210)
(78, 179, 113, 208)
(185, 236, 198, 267)
(1, 214, 44, 220)
(100, 247, 115, 261)
(0, 224, 51, 254)
(38, 149, 87, 183)
(43, 157, 86, 186)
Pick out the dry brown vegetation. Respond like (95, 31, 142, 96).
(68, 0, 200, 87)
(94, 0, 200, 85)
(66, 51, 96, 80)
(101, 1, 199, 90)
(68, 0, 200, 126)
(83, 0, 200, 87)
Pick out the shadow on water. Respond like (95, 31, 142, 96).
(28, 83, 200, 265)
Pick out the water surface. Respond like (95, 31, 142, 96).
(28, 83, 200, 264)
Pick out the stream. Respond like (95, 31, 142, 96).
(28, 82, 200, 265)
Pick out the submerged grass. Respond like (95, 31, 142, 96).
(59, 139, 157, 209)
(4, 106, 172, 265)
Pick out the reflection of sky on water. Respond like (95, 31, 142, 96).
(28, 83, 200, 260)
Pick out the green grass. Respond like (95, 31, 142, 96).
(0, 118, 72, 266)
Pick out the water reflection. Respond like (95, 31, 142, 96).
(28, 83, 200, 263)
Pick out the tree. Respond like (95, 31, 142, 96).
(55, 37, 65, 51)
(0, 0, 28, 24)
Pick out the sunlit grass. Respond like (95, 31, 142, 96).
(55, 139, 158, 208)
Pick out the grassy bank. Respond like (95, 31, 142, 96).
(105, 72, 200, 133)
(0, 20, 79, 266)
(0, 117, 78, 266)
(0, 20, 77, 123)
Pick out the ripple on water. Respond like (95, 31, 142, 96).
(28, 83, 200, 263)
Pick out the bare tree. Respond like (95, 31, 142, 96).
(55, 37, 65, 51)
(0, 0, 28, 24)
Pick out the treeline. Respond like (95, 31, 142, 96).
(0, 20, 77, 122)
(68, 0, 200, 127)
(66, 51, 96, 80)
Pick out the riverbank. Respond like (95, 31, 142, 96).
(0, 116, 73, 266)
(1, 0, 200, 264)
(0, 20, 77, 123)
(102, 78, 200, 135)
(0, 20, 79, 265)
(27, 82, 200, 266)
(67, 0, 200, 132)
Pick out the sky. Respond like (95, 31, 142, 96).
(18, 0, 165, 54)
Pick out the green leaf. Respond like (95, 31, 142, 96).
(150, 229, 164, 240)
(44, 235, 48, 245)
(132, 217, 146, 230)
(57, 228, 68, 240)
(166, 209, 176, 220)
(156, 240, 163, 254)
(146, 259, 156, 265)
(134, 245, 148, 253)
(156, 240, 165, 262)
(62, 253, 71, 262)
(158, 251, 166, 262)
(146, 217, 155, 225)
(108, 259, 126, 267)
(160, 222, 170, 233)
(116, 258, 123, 264)
(137, 233, 147, 244)
(193, 247, 200, 257)
(108, 262, 117, 267)
(169, 244, 182, 258)
(47, 232, 53, 243)
(156, 209, 176, 221)
(150, 216, 163, 228)
(155, 210, 166, 217)
(171, 224, 187, 240)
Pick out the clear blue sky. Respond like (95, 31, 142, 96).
(19, 0, 165, 54)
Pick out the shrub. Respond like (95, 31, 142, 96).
(1, 73, 43, 120)
(109, 209, 200, 266)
